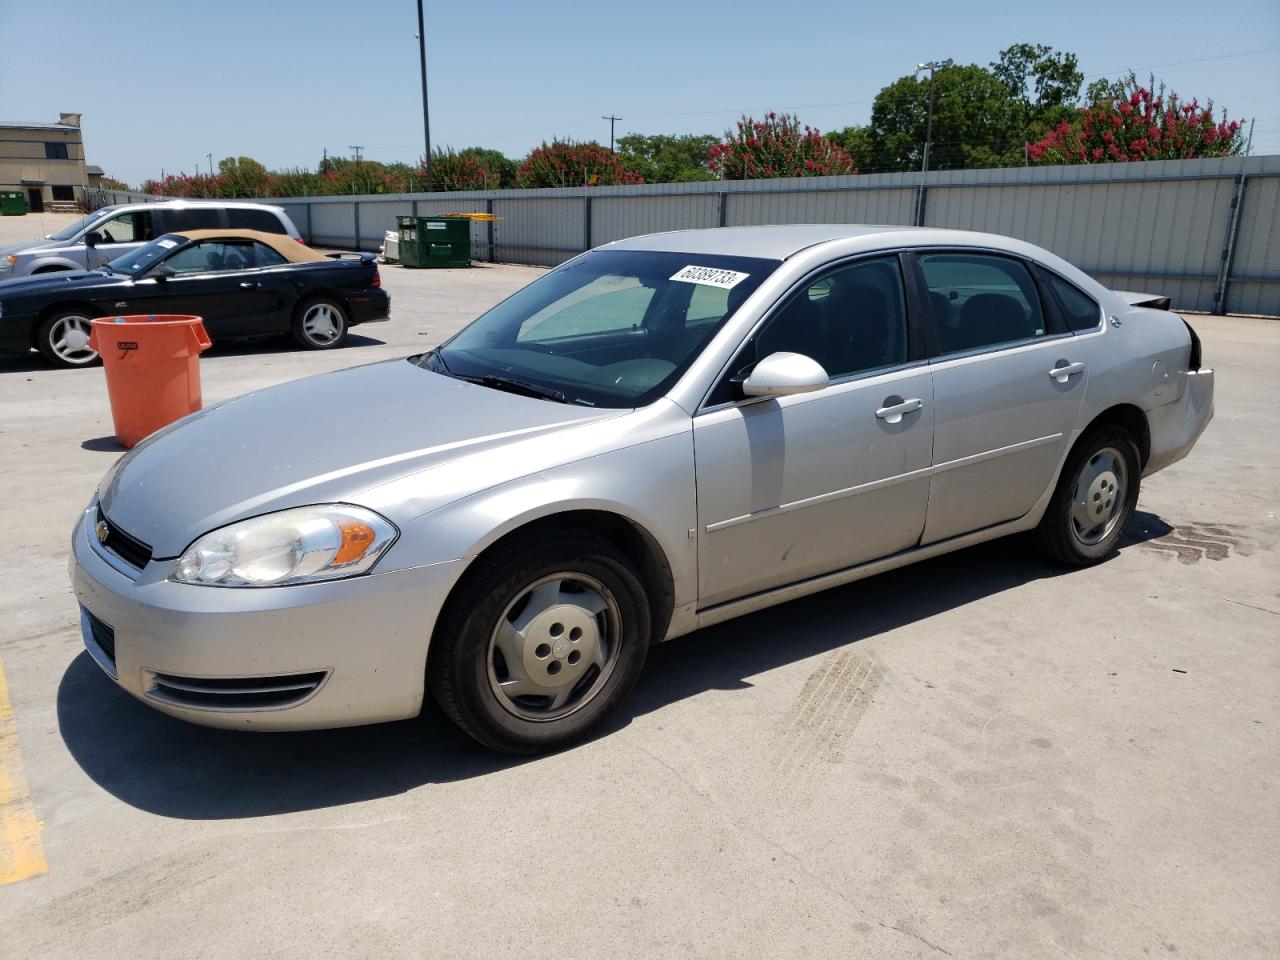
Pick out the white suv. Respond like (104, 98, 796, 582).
(0, 201, 303, 279)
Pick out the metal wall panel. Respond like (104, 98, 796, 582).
(1228, 174, 1280, 316)
(309, 202, 355, 246)
(592, 195, 718, 246)
(727, 187, 916, 227)
(245, 156, 1280, 315)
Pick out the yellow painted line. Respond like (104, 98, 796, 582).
(0, 657, 48, 885)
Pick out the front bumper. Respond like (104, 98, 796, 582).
(69, 503, 464, 731)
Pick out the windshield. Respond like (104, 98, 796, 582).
(426, 249, 779, 408)
(50, 210, 110, 242)
(105, 234, 186, 276)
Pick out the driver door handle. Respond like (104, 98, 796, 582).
(875, 397, 924, 423)
(1048, 361, 1085, 382)
(239, 281, 261, 289)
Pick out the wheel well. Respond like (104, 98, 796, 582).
(1078, 404, 1151, 467)
(295, 288, 350, 321)
(454, 511, 676, 644)
(31, 302, 100, 347)
(33, 264, 72, 274)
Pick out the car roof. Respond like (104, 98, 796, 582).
(165, 229, 327, 263)
(602, 224, 1047, 259)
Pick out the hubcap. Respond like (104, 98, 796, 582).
(49, 315, 97, 364)
(487, 573, 620, 722)
(1070, 446, 1128, 546)
(302, 303, 342, 345)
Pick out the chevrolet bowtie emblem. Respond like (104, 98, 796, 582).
(95, 520, 109, 543)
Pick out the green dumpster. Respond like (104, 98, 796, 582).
(0, 190, 27, 216)
(396, 215, 471, 268)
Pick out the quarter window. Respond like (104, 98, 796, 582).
(918, 253, 1046, 354)
(1044, 273, 1102, 332)
(252, 242, 288, 267)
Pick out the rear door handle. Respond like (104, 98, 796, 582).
(875, 397, 924, 424)
(1049, 361, 1085, 382)
(239, 281, 261, 289)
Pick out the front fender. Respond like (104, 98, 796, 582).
(23, 256, 82, 276)
(377, 428, 700, 628)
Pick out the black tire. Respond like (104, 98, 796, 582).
(36, 308, 100, 368)
(1035, 425, 1141, 566)
(429, 531, 651, 754)
(291, 296, 348, 350)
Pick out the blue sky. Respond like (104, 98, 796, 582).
(1, 0, 1277, 184)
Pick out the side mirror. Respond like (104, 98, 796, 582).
(84, 231, 102, 247)
(149, 264, 176, 280)
(741, 352, 830, 398)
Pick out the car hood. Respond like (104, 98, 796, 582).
(0, 269, 123, 298)
(98, 358, 620, 557)
(0, 237, 59, 257)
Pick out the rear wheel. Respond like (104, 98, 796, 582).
(1035, 425, 1141, 566)
(291, 297, 348, 349)
(37, 309, 99, 368)
(429, 531, 651, 753)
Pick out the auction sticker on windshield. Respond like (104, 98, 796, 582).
(669, 265, 749, 289)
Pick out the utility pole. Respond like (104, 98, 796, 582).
(417, 0, 432, 192)
(322, 147, 328, 174)
(602, 114, 622, 152)
(206, 152, 214, 178)
(913, 59, 952, 174)
(350, 145, 363, 166)
(1245, 117, 1255, 156)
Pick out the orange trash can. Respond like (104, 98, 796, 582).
(89, 315, 212, 448)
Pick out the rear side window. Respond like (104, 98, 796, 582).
(164, 207, 223, 231)
(252, 242, 288, 267)
(918, 253, 1046, 355)
(228, 208, 288, 234)
(1044, 273, 1102, 332)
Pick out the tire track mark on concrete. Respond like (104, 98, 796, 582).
(769, 649, 884, 802)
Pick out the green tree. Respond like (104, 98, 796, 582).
(991, 43, 1084, 136)
(857, 64, 1023, 172)
(616, 134, 718, 183)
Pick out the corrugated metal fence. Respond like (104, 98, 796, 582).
(97, 157, 1280, 315)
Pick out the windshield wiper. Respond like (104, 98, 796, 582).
(464, 374, 567, 404)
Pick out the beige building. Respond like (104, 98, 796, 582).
(0, 113, 89, 212)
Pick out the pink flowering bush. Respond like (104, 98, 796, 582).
(1028, 76, 1243, 164)
(709, 113, 857, 179)
(517, 140, 644, 188)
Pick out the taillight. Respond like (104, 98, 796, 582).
(371, 269, 381, 288)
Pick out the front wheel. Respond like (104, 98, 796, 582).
(1035, 425, 1141, 566)
(291, 297, 348, 350)
(429, 531, 651, 753)
(37, 309, 100, 368)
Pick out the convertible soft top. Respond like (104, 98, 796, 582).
(166, 228, 328, 264)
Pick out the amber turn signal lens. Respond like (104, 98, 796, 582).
(334, 519, 377, 564)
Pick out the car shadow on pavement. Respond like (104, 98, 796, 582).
(204, 333, 386, 358)
(57, 520, 1164, 820)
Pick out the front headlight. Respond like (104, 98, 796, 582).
(0, 255, 15, 273)
(171, 504, 398, 587)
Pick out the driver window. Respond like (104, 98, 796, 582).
(707, 256, 908, 407)
(164, 241, 249, 275)
(756, 256, 908, 379)
(95, 213, 142, 244)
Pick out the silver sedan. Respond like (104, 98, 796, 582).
(70, 225, 1214, 752)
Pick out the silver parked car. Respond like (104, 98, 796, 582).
(70, 225, 1214, 752)
(0, 200, 302, 279)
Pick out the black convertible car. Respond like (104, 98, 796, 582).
(0, 229, 390, 367)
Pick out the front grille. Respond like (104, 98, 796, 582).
(146, 671, 328, 712)
(96, 505, 153, 570)
(85, 609, 116, 665)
